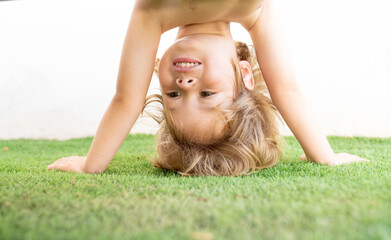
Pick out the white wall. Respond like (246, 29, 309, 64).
(0, 0, 390, 140)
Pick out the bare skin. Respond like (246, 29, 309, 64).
(46, 0, 368, 174)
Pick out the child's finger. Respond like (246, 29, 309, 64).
(300, 154, 307, 161)
(53, 158, 68, 164)
(47, 161, 67, 170)
(357, 157, 370, 162)
(56, 164, 74, 172)
(348, 154, 368, 163)
(46, 163, 56, 169)
(47, 165, 58, 170)
(47, 159, 61, 167)
(50, 164, 68, 171)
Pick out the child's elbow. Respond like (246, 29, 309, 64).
(269, 80, 301, 98)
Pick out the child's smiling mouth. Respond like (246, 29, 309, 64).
(173, 57, 202, 72)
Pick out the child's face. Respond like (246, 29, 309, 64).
(158, 33, 238, 144)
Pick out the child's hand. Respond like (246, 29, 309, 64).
(300, 153, 369, 165)
(46, 156, 87, 173)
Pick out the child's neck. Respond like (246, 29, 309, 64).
(176, 21, 232, 40)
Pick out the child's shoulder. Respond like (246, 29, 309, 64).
(135, 0, 266, 32)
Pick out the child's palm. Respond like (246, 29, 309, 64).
(46, 156, 86, 173)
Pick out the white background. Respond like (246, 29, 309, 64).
(1, 0, 390, 140)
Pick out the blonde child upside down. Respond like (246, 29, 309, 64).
(46, 0, 368, 176)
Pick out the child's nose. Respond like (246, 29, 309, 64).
(176, 78, 196, 89)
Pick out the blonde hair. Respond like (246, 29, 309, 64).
(143, 41, 283, 177)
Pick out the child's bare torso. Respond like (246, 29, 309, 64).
(140, 0, 265, 32)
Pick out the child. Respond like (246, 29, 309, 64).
(46, 0, 368, 176)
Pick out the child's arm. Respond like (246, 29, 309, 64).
(47, 3, 162, 173)
(246, 0, 367, 165)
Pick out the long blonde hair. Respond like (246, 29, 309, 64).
(142, 41, 283, 177)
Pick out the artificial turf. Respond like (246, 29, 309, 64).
(0, 135, 390, 240)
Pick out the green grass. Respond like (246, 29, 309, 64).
(0, 135, 390, 240)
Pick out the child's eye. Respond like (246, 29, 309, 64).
(167, 92, 181, 98)
(200, 91, 213, 97)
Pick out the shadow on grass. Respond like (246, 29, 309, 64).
(101, 156, 373, 179)
(104, 163, 183, 178)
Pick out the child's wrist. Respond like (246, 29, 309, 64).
(310, 152, 334, 165)
(80, 156, 88, 173)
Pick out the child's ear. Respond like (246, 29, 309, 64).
(239, 60, 254, 91)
